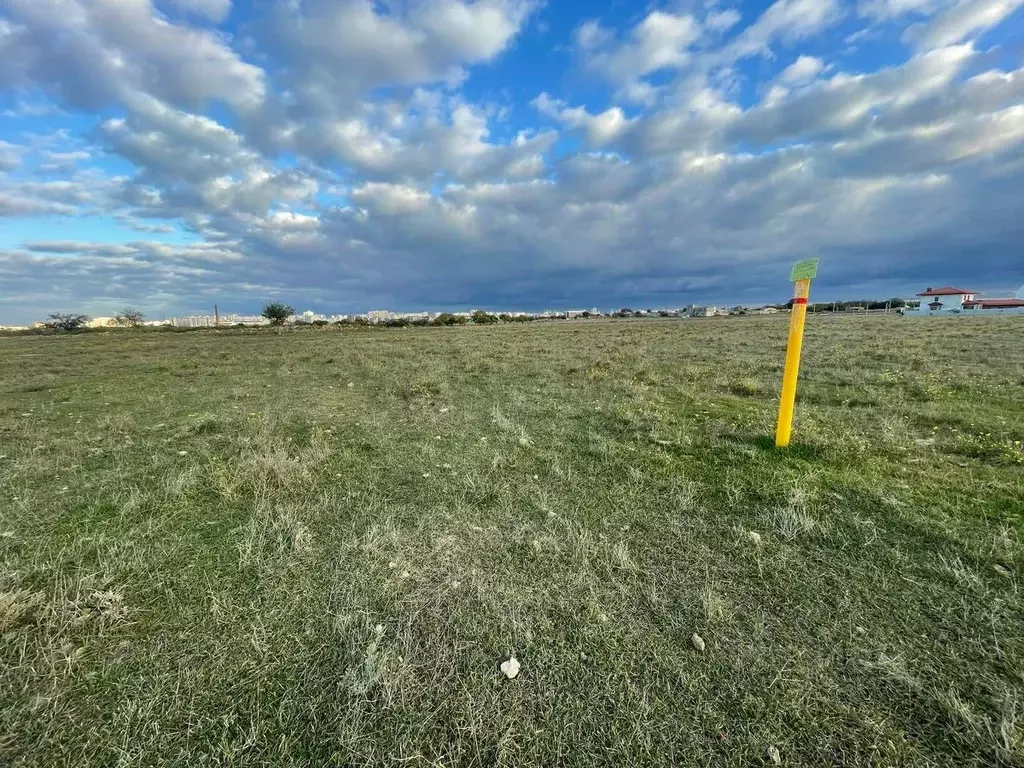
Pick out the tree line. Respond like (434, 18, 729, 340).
(42, 307, 146, 331)
(35, 297, 920, 333)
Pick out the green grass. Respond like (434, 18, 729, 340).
(1, 316, 1023, 767)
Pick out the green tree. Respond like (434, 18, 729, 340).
(434, 313, 468, 326)
(261, 302, 295, 326)
(44, 313, 89, 332)
(471, 310, 498, 324)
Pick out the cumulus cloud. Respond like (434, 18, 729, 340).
(779, 55, 826, 84)
(903, 0, 1024, 49)
(533, 93, 633, 146)
(0, 0, 265, 112)
(706, 9, 742, 32)
(725, 0, 843, 60)
(575, 11, 702, 104)
(302, 93, 556, 182)
(262, 0, 537, 115)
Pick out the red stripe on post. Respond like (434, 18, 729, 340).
(792, 297, 808, 305)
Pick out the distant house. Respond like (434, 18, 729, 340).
(914, 286, 977, 312)
(910, 284, 1024, 315)
(691, 306, 718, 318)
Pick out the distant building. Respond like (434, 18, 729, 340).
(963, 298, 1024, 310)
(691, 306, 718, 318)
(914, 286, 977, 312)
(910, 283, 1024, 315)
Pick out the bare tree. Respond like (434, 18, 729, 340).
(44, 313, 90, 332)
(115, 307, 145, 327)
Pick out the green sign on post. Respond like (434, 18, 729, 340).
(790, 258, 820, 282)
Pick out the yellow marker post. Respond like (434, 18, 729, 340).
(776, 258, 819, 448)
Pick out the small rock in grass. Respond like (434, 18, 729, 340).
(767, 745, 782, 764)
(177, 451, 188, 456)
(400, 570, 410, 579)
(347, 382, 354, 388)
(387, 561, 397, 569)
(855, 625, 867, 636)
(451, 580, 461, 588)
(994, 564, 1012, 578)
(500, 656, 521, 680)
(747, 531, 763, 546)
(691, 633, 706, 652)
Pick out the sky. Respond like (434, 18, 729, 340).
(1, 0, 1023, 323)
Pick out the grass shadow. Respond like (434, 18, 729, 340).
(733, 434, 829, 461)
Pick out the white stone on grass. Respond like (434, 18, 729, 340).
(500, 656, 521, 680)
(691, 633, 706, 652)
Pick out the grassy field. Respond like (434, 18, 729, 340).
(1, 316, 1023, 767)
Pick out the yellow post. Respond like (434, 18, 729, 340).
(775, 278, 812, 448)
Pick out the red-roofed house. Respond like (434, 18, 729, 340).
(911, 283, 1024, 314)
(915, 286, 977, 311)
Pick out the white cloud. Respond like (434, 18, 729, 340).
(904, 0, 1024, 49)
(533, 93, 634, 146)
(725, 0, 842, 60)
(0, 193, 77, 217)
(351, 182, 433, 215)
(858, 0, 951, 20)
(576, 11, 702, 103)
(1, 0, 265, 112)
(0, 141, 24, 172)
(161, 0, 233, 23)
(706, 9, 742, 32)
(779, 55, 825, 84)
(305, 94, 555, 182)
(265, 0, 537, 114)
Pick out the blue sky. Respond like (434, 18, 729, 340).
(1, 0, 1023, 323)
